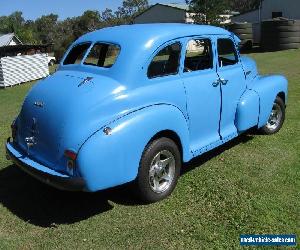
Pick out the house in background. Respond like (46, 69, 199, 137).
(231, 0, 300, 23)
(134, 4, 191, 24)
(133, 3, 237, 25)
(0, 33, 22, 47)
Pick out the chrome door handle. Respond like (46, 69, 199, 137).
(220, 79, 228, 85)
(212, 79, 221, 87)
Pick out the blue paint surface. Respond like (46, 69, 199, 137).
(6, 24, 288, 191)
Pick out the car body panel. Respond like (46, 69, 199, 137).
(6, 24, 288, 192)
(248, 75, 288, 128)
(235, 89, 260, 132)
(77, 104, 191, 191)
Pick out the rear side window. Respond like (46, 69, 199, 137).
(63, 43, 91, 65)
(217, 38, 238, 67)
(148, 42, 181, 78)
(84, 43, 120, 68)
(184, 39, 213, 72)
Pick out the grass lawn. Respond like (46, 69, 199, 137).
(0, 50, 299, 249)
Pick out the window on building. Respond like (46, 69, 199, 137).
(217, 38, 238, 67)
(272, 12, 283, 18)
(84, 43, 120, 68)
(184, 39, 213, 72)
(147, 42, 181, 78)
(63, 43, 91, 65)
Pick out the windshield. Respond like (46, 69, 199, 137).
(63, 42, 120, 68)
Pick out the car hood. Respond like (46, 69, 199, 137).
(16, 70, 127, 173)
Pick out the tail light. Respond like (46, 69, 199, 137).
(64, 150, 77, 161)
(64, 150, 77, 172)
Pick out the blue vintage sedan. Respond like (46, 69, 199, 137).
(6, 24, 288, 202)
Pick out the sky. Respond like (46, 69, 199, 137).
(0, 0, 187, 20)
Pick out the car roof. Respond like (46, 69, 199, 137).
(76, 23, 231, 48)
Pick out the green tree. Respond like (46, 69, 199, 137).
(115, 0, 149, 24)
(186, 0, 230, 24)
(229, 0, 261, 13)
(17, 20, 38, 44)
(72, 10, 102, 38)
(35, 14, 58, 44)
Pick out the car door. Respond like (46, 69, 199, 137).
(216, 37, 247, 139)
(182, 37, 221, 153)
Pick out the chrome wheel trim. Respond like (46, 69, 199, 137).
(266, 102, 283, 131)
(148, 150, 176, 194)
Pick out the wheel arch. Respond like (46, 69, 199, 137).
(76, 104, 192, 192)
(277, 91, 286, 104)
(148, 130, 183, 161)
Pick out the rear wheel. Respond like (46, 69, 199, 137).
(136, 137, 181, 203)
(260, 96, 285, 135)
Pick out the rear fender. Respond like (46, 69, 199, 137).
(76, 104, 191, 192)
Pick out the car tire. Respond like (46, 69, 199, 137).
(260, 96, 285, 135)
(136, 137, 181, 203)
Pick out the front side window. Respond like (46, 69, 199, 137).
(217, 38, 238, 67)
(84, 43, 120, 68)
(63, 43, 91, 65)
(148, 42, 181, 78)
(184, 39, 213, 72)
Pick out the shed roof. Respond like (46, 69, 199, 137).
(0, 33, 22, 47)
(162, 3, 189, 11)
(133, 3, 189, 20)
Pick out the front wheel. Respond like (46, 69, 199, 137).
(260, 96, 285, 135)
(136, 137, 181, 203)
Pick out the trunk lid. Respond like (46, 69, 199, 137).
(16, 70, 122, 173)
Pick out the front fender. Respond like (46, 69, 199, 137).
(76, 104, 191, 192)
(248, 75, 288, 128)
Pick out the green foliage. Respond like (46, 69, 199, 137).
(0, 0, 149, 61)
(35, 14, 59, 44)
(115, 0, 149, 24)
(0, 12, 39, 44)
(230, 0, 261, 13)
(186, 0, 230, 24)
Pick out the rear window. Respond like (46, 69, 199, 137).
(63, 42, 120, 68)
(63, 43, 91, 65)
(84, 43, 120, 68)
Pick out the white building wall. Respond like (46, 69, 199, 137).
(134, 5, 186, 24)
(261, 0, 300, 20)
(232, 0, 300, 23)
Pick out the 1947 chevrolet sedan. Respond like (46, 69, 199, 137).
(6, 24, 288, 202)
